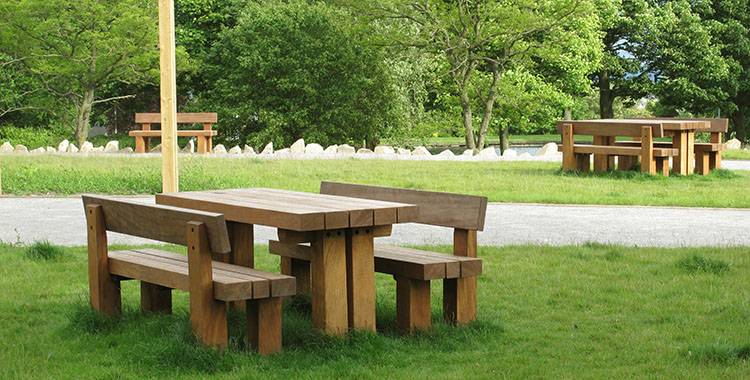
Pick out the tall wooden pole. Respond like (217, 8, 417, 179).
(158, 0, 179, 192)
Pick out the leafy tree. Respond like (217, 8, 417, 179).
(0, 0, 161, 146)
(200, 0, 402, 148)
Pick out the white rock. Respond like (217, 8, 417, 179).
(30, 147, 45, 154)
(356, 148, 374, 155)
(150, 144, 162, 153)
(92, 146, 104, 153)
(243, 145, 255, 154)
(67, 144, 78, 153)
(0, 142, 13, 153)
(57, 140, 70, 153)
(374, 145, 395, 155)
(397, 148, 411, 156)
(104, 141, 119, 153)
(80, 141, 94, 153)
(14, 144, 28, 153)
(519, 152, 533, 159)
(502, 149, 518, 158)
(274, 148, 291, 155)
(324, 145, 338, 154)
(260, 142, 274, 155)
(46, 146, 57, 153)
(437, 149, 455, 157)
(462, 149, 474, 156)
(229, 145, 242, 155)
(337, 144, 356, 154)
(120, 147, 134, 154)
(213, 144, 227, 154)
(182, 140, 195, 154)
(412, 146, 431, 156)
(537, 142, 559, 156)
(725, 138, 742, 150)
(478, 147, 498, 159)
(305, 143, 324, 154)
(290, 139, 305, 154)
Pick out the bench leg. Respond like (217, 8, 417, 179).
(655, 157, 670, 176)
(188, 223, 228, 348)
(695, 151, 710, 175)
(86, 205, 121, 316)
(710, 151, 721, 170)
(246, 297, 282, 355)
(140, 282, 172, 314)
(208, 136, 213, 153)
(444, 228, 478, 325)
(281, 257, 311, 296)
(197, 136, 208, 154)
(618, 156, 634, 171)
(135, 136, 146, 154)
(395, 276, 431, 334)
(575, 153, 590, 172)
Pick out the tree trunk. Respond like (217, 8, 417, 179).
(564, 108, 572, 120)
(74, 88, 95, 147)
(477, 64, 501, 150)
(732, 109, 746, 145)
(500, 126, 510, 153)
(598, 70, 614, 119)
(460, 89, 476, 151)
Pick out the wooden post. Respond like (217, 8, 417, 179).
(641, 126, 656, 175)
(711, 132, 723, 170)
(346, 228, 376, 332)
(187, 222, 228, 348)
(444, 228, 478, 324)
(85, 205, 121, 316)
(158, 0, 179, 192)
(561, 123, 575, 171)
(310, 230, 348, 335)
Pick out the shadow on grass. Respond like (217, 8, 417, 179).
(677, 254, 731, 275)
(687, 341, 750, 364)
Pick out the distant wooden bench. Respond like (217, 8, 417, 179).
(130, 113, 218, 154)
(559, 121, 678, 175)
(82, 196, 295, 354)
(269, 182, 487, 333)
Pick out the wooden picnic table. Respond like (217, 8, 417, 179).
(155, 188, 418, 335)
(564, 119, 710, 175)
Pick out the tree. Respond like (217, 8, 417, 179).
(355, 0, 601, 151)
(0, 0, 161, 146)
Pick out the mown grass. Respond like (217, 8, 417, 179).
(724, 149, 750, 160)
(0, 243, 748, 379)
(1, 155, 749, 208)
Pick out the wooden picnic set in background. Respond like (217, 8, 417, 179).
(557, 118, 729, 176)
(130, 112, 219, 154)
(83, 182, 487, 354)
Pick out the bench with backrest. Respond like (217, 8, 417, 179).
(558, 121, 678, 175)
(614, 118, 729, 175)
(268, 182, 486, 333)
(82, 195, 295, 354)
(130, 113, 218, 154)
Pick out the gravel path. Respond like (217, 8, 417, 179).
(2, 197, 748, 247)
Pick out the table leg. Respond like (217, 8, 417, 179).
(310, 230, 348, 335)
(346, 228, 376, 332)
(222, 222, 254, 310)
(686, 131, 695, 174)
(593, 136, 610, 172)
(197, 136, 207, 154)
(672, 132, 689, 175)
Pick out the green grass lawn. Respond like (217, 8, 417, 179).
(424, 134, 589, 146)
(1, 155, 749, 208)
(1, 242, 748, 379)
(724, 150, 750, 160)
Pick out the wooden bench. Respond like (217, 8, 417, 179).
(82, 195, 295, 354)
(269, 182, 487, 333)
(130, 113, 218, 154)
(558, 121, 678, 175)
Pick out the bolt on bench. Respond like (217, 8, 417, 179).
(130, 113, 218, 154)
(269, 182, 487, 333)
(82, 196, 295, 354)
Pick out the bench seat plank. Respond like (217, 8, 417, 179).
(573, 144, 678, 157)
(129, 130, 218, 137)
(694, 143, 722, 152)
(108, 249, 295, 301)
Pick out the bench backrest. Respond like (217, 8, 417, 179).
(135, 113, 218, 125)
(556, 121, 665, 138)
(82, 195, 231, 253)
(320, 182, 488, 231)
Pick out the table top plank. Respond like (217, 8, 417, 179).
(559, 118, 710, 131)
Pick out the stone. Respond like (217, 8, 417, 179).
(150, 144, 162, 153)
(536, 142, 559, 156)
(290, 138, 305, 154)
(502, 149, 518, 158)
(57, 140, 70, 153)
(519, 152, 533, 159)
(397, 148, 411, 156)
(243, 145, 255, 154)
(14, 144, 28, 153)
(229, 145, 242, 154)
(324, 145, 338, 154)
(67, 144, 78, 153)
(356, 148, 374, 155)
(92, 146, 104, 153)
(80, 141, 94, 153)
(478, 147, 498, 159)
(213, 144, 227, 154)
(437, 149, 455, 157)
(30, 147, 45, 154)
(260, 142, 274, 155)
(305, 143, 324, 154)
(275, 148, 291, 155)
(337, 144, 356, 154)
(104, 141, 119, 153)
(412, 146, 431, 156)
(374, 145, 395, 155)
(119, 147, 134, 154)
(46, 146, 57, 153)
(0, 142, 13, 153)
(462, 149, 474, 156)
(182, 140, 195, 154)
(725, 138, 742, 150)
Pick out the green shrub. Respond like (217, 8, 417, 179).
(677, 254, 730, 275)
(0, 125, 69, 149)
(25, 240, 66, 261)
